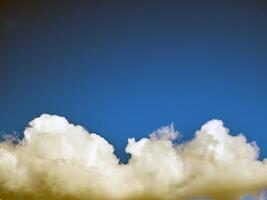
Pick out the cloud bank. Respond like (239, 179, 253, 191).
(0, 114, 266, 200)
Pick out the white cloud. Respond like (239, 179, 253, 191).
(0, 114, 266, 199)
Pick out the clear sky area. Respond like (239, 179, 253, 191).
(1, 0, 267, 164)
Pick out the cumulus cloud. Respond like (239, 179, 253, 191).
(0, 114, 266, 200)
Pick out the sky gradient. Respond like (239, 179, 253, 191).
(1, 0, 267, 162)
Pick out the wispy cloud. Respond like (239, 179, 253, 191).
(1, 20, 22, 29)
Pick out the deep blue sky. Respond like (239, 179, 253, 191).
(1, 0, 267, 162)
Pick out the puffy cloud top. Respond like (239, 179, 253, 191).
(0, 114, 266, 200)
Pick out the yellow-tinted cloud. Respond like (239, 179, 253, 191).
(0, 114, 266, 199)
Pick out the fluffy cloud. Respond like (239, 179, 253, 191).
(0, 114, 266, 199)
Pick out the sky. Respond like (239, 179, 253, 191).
(1, 0, 267, 164)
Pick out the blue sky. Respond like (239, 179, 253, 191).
(1, 0, 267, 162)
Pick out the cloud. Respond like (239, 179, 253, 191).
(0, 114, 266, 199)
(1, 20, 23, 29)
